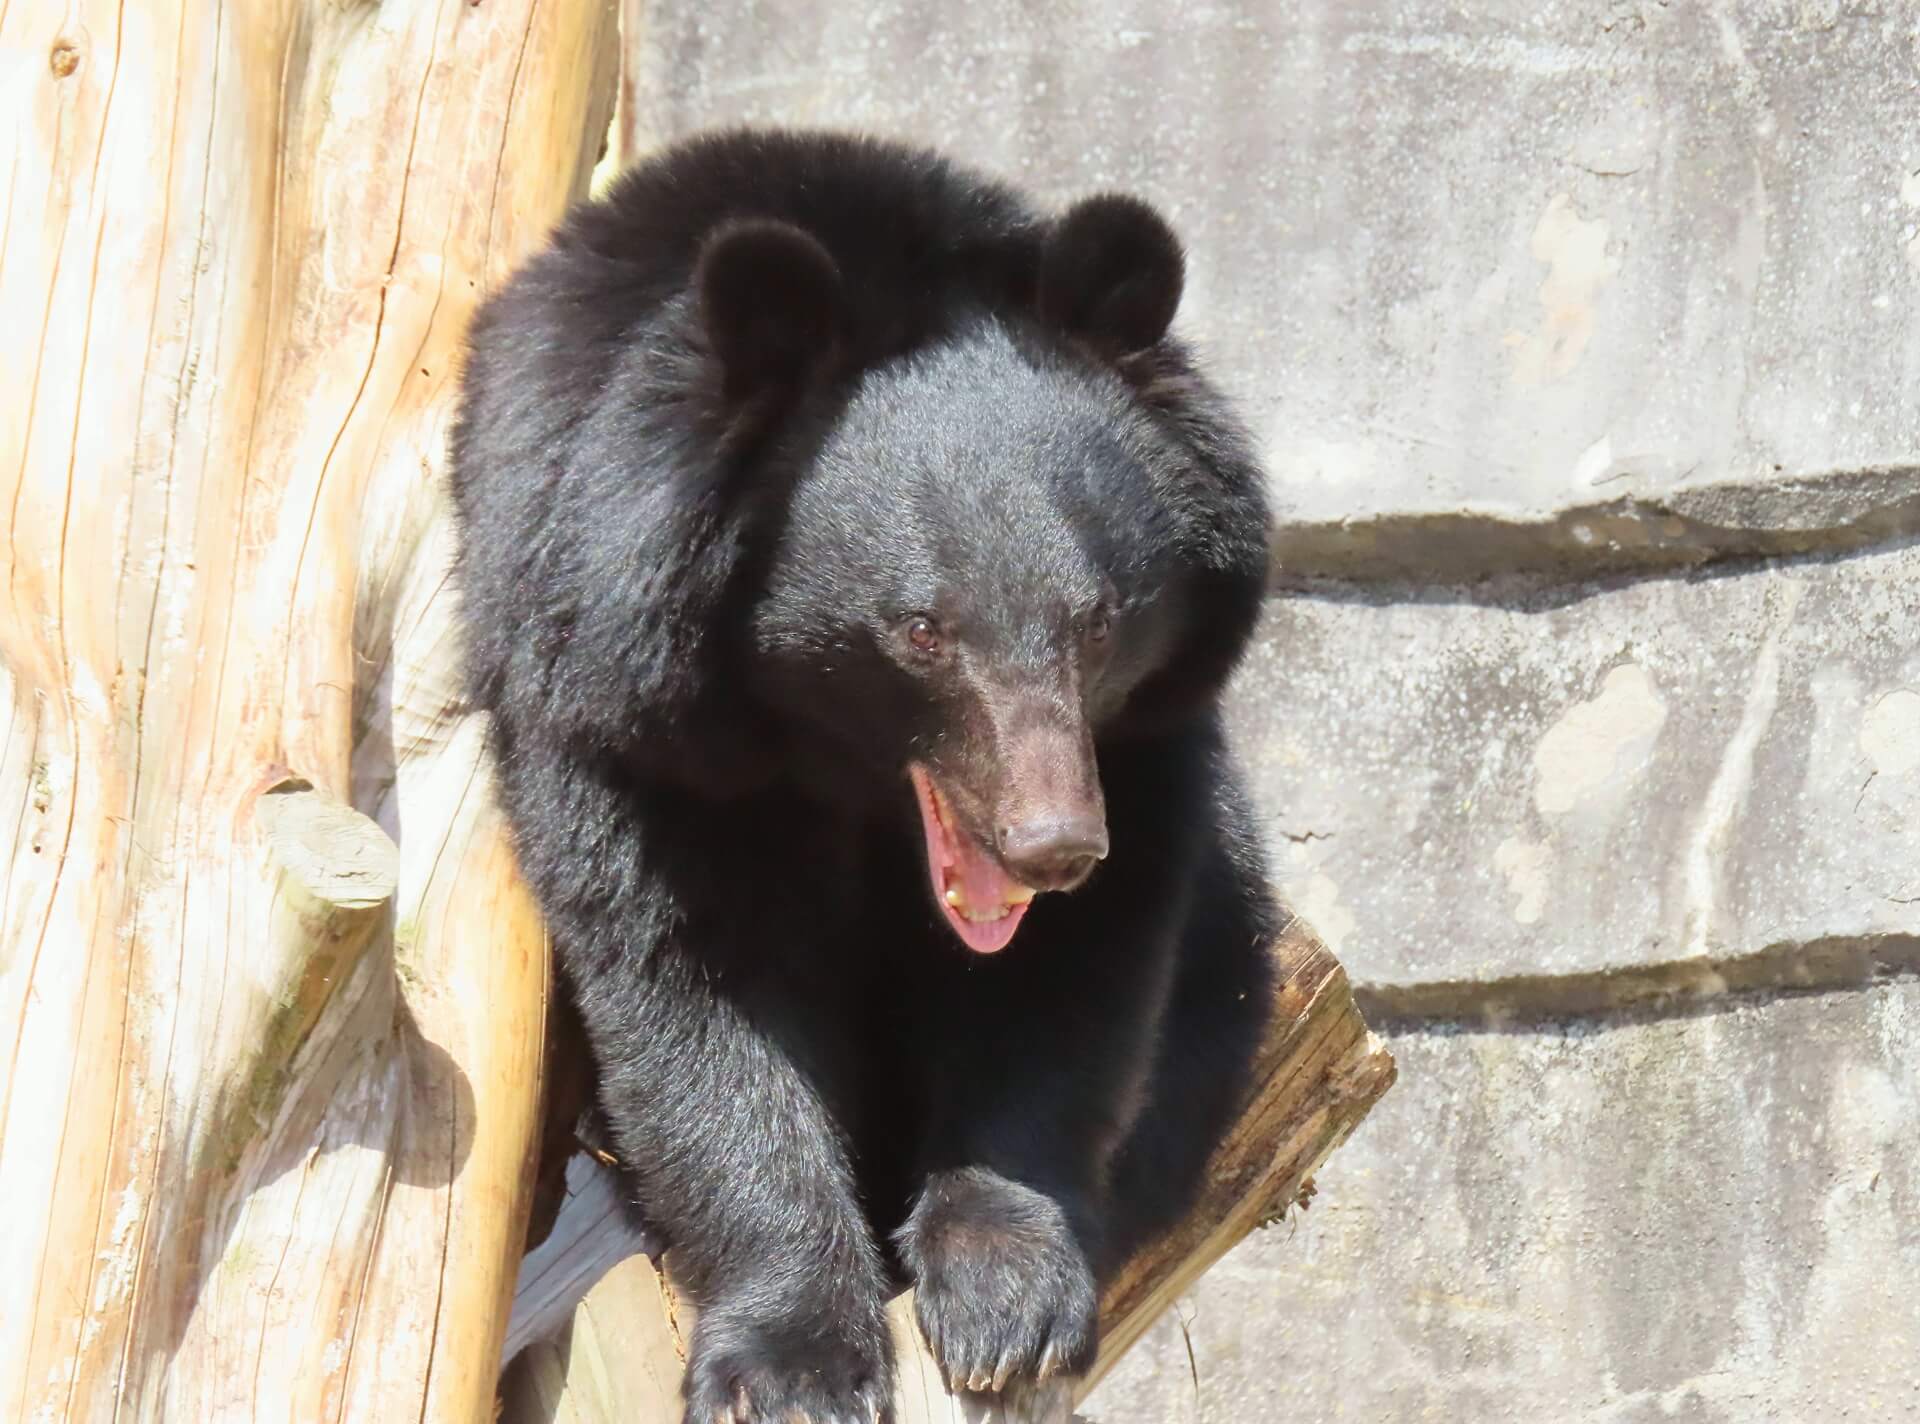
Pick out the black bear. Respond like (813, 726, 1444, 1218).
(450, 129, 1278, 1423)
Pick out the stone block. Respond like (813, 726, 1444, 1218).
(1085, 982, 1920, 1423)
(1230, 545, 1920, 988)
(629, 1, 1920, 566)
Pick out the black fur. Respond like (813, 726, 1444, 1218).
(449, 129, 1278, 1423)
(1039, 194, 1186, 359)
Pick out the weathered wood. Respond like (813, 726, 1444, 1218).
(0, 2, 617, 1417)
(502, 913, 1395, 1422)
(506, 1148, 661, 1365)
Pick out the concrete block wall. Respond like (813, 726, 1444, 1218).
(629, 3, 1920, 1418)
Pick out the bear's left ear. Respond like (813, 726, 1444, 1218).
(1038, 194, 1185, 359)
(696, 218, 845, 400)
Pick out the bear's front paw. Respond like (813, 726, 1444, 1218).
(900, 1168, 1098, 1397)
(682, 1303, 893, 1424)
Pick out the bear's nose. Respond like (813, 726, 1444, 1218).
(997, 814, 1110, 893)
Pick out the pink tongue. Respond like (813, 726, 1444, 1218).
(909, 765, 1030, 953)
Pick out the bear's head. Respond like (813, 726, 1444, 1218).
(700, 197, 1270, 953)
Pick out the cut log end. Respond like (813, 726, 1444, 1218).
(257, 775, 401, 911)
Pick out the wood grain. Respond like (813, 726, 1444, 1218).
(0, 3, 617, 1417)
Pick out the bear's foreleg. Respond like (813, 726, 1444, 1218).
(566, 925, 895, 1424)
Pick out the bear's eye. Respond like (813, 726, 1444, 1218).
(905, 616, 942, 656)
(1086, 609, 1111, 643)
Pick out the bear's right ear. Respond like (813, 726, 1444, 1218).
(695, 218, 844, 400)
(1038, 194, 1185, 360)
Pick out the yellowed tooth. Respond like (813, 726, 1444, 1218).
(945, 887, 962, 907)
(1006, 885, 1035, 906)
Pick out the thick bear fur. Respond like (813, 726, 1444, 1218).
(449, 129, 1279, 1423)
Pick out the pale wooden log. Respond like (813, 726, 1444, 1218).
(0, 3, 617, 1419)
(505, 1148, 661, 1364)
(501, 913, 1395, 1422)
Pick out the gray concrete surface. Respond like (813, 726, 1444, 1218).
(1087, 982, 1920, 1423)
(628, 0, 1920, 562)
(628, 3, 1920, 1420)
(1232, 545, 1920, 988)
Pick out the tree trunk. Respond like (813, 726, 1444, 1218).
(0, 3, 617, 1419)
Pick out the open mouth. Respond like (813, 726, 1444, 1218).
(908, 763, 1035, 954)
